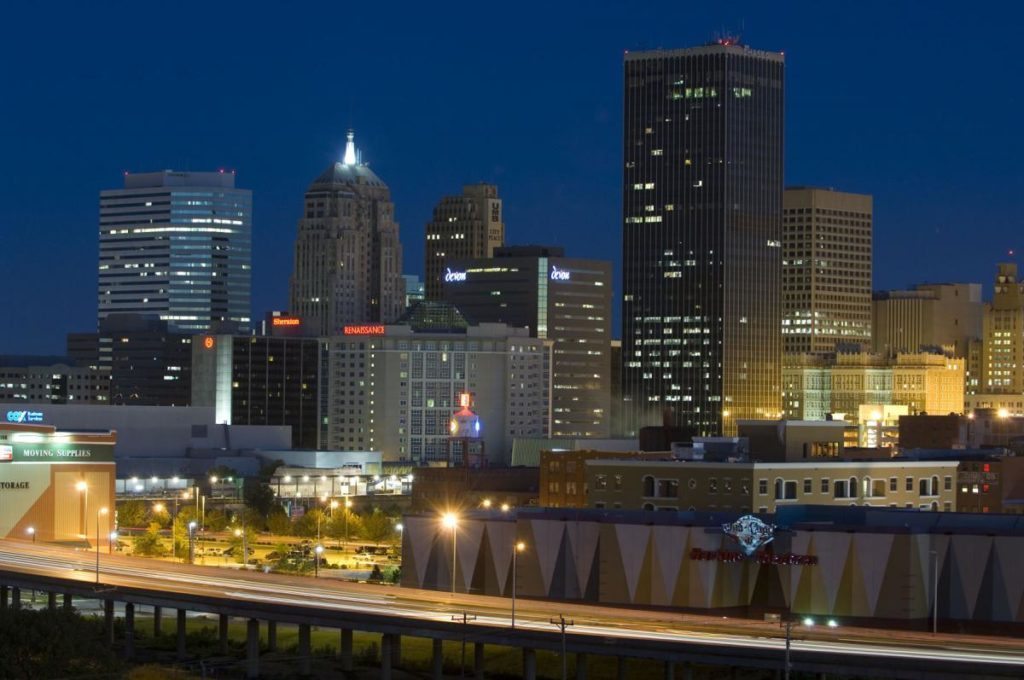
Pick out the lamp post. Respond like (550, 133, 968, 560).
(235, 527, 248, 566)
(931, 549, 939, 634)
(344, 497, 353, 546)
(109, 531, 117, 554)
(26, 527, 35, 543)
(512, 541, 526, 628)
(96, 507, 108, 584)
(314, 544, 324, 578)
(442, 512, 458, 594)
(187, 521, 197, 564)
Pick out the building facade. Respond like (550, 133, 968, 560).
(67, 315, 193, 407)
(585, 458, 958, 513)
(621, 42, 784, 437)
(872, 283, 982, 359)
(782, 187, 872, 354)
(783, 351, 964, 422)
(0, 358, 109, 404)
(190, 333, 322, 449)
(289, 132, 404, 334)
(98, 170, 252, 334)
(982, 263, 1024, 394)
(443, 246, 612, 438)
(424, 184, 504, 300)
(322, 323, 551, 464)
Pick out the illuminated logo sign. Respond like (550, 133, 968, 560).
(6, 411, 43, 424)
(722, 515, 775, 556)
(203, 337, 216, 350)
(272, 317, 301, 327)
(444, 268, 467, 283)
(0, 445, 11, 461)
(689, 548, 818, 566)
(550, 266, 571, 281)
(343, 325, 386, 336)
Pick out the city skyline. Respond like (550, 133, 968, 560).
(4, 3, 1024, 354)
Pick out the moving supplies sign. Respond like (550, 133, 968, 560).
(1, 442, 114, 463)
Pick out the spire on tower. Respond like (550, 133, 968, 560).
(343, 130, 357, 165)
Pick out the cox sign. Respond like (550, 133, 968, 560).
(444, 268, 467, 283)
(6, 410, 43, 424)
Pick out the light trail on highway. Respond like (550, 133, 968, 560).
(0, 541, 1021, 671)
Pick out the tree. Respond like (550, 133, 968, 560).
(294, 509, 325, 539)
(362, 509, 395, 546)
(204, 509, 229, 532)
(116, 500, 147, 529)
(227, 525, 256, 563)
(132, 523, 167, 557)
(326, 509, 363, 545)
(266, 508, 293, 537)
(0, 608, 120, 678)
(243, 481, 278, 524)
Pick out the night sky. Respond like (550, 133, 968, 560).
(2, 2, 1021, 355)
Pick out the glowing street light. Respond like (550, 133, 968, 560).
(187, 521, 198, 564)
(314, 544, 324, 578)
(26, 527, 35, 543)
(234, 527, 248, 566)
(442, 512, 459, 594)
(481, 498, 492, 509)
(500, 503, 511, 513)
(95, 507, 109, 583)
(512, 541, 526, 628)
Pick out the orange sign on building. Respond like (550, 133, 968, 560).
(271, 316, 301, 327)
(342, 325, 385, 336)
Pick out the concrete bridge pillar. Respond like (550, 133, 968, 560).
(474, 641, 485, 678)
(380, 634, 394, 680)
(338, 627, 352, 670)
(0, 584, 7, 609)
(617, 656, 628, 680)
(153, 606, 162, 636)
(104, 599, 115, 644)
(47, 592, 56, 610)
(665, 660, 675, 680)
(246, 618, 260, 679)
(523, 647, 537, 680)
(124, 602, 135, 659)
(390, 633, 402, 667)
(576, 653, 588, 679)
(11, 586, 21, 610)
(431, 638, 444, 679)
(219, 614, 230, 655)
(176, 609, 187, 660)
(298, 623, 312, 676)
(267, 620, 277, 652)
(62, 593, 72, 612)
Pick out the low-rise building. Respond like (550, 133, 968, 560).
(0, 357, 109, 404)
(737, 419, 848, 461)
(584, 458, 958, 513)
(540, 449, 668, 508)
(409, 466, 539, 513)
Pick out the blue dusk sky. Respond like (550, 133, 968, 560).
(0, 1, 1021, 353)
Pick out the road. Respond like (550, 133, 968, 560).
(0, 540, 1022, 677)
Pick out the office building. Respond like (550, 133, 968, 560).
(443, 246, 612, 438)
(872, 283, 982, 358)
(585, 458, 957, 513)
(0, 357, 109, 404)
(322, 322, 551, 464)
(782, 187, 872, 354)
(191, 333, 322, 449)
(403, 274, 425, 310)
(0, 422, 115, 544)
(98, 170, 252, 333)
(782, 351, 964, 423)
(982, 263, 1024, 394)
(290, 131, 404, 334)
(68, 315, 193, 406)
(621, 41, 784, 436)
(424, 183, 504, 299)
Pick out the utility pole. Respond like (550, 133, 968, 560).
(452, 611, 477, 678)
(550, 615, 575, 680)
(931, 549, 939, 634)
(784, 618, 792, 680)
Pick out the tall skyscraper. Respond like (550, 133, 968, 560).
(621, 41, 784, 436)
(872, 283, 982, 358)
(982, 263, 1024, 394)
(98, 170, 252, 333)
(443, 246, 612, 438)
(424, 183, 504, 299)
(782, 187, 872, 354)
(290, 131, 404, 334)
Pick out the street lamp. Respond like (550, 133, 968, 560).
(26, 527, 35, 543)
(234, 527, 249, 566)
(481, 498, 492, 509)
(314, 544, 324, 578)
(109, 531, 117, 554)
(512, 541, 526, 628)
(187, 521, 197, 564)
(76, 480, 88, 538)
(783, 616, 834, 680)
(95, 507, 109, 584)
(500, 503, 510, 513)
(442, 512, 458, 594)
(344, 498, 353, 546)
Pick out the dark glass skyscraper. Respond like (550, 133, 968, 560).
(621, 42, 784, 436)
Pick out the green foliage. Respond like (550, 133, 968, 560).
(362, 509, 396, 545)
(243, 480, 279, 521)
(204, 509, 229, 532)
(117, 500, 147, 529)
(266, 508, 293, 536)
(326, 509, 363, 543)
(293, 508, 325, 539)
(227, 525, 257, 563)
(236, 506, 267, 532)
(0, 608, 120, 678)
(132, 523, 167, 557)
